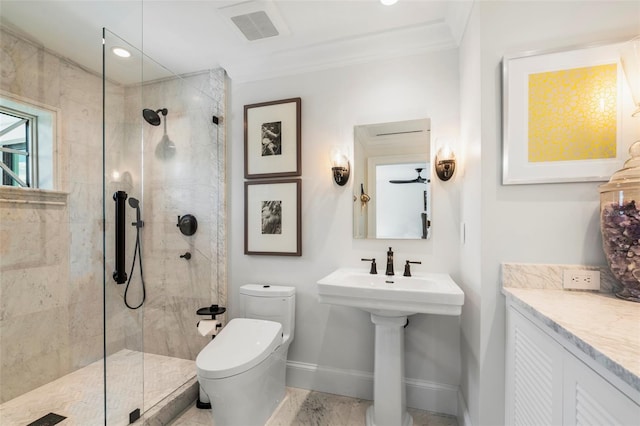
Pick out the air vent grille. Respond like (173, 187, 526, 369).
(231, 11, 279, 41)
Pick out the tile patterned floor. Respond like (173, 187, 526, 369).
(170, 387, 458, 426)
(1, 354, 458, 426)
(0, 349, 194, 426)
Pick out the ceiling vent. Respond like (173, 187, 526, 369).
(219, 1, 290, 42)
(231, 11, 279, 41)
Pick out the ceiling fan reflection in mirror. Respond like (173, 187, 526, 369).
(389, 168, 430, 184)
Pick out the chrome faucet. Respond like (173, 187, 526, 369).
(385, 247, 394, 276)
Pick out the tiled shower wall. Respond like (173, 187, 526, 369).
(0, 25, 107, 403)
(117, 70, 227, 359)
(0, 26, 226, 403)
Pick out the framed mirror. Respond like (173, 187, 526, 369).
(353, 118, 431, 240)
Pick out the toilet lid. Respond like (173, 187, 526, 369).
(196, 318, 282, 379)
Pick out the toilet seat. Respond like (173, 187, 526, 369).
(196, 318, 282, 380)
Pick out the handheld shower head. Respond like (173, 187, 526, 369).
(142, 108, 168, 126)
(128, 197, 143, 228)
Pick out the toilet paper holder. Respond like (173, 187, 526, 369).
(196, 305, 225, 337)
(196, 304, 225, 342)
(196, 304, 226, 319)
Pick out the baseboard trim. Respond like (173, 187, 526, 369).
(286, 361, 458, 416)
(457, 389, 472, 426)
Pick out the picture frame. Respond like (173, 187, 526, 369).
(502, 41, 628, 185)
(245, 179, 301, 256)
(244, 97, 301, 178)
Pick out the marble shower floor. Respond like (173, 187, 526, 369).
(170, 387, 458, 426)
(0, 349, 195, 426)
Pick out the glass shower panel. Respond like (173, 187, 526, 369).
(103, 27, 225, 425)
(103, 28, 148, 425)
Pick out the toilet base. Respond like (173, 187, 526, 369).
(197, 385, 211, 409)
(196, 398, 211, 409)
(199, 347, 287, 426)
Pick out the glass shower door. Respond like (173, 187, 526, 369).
(102, 27, 225, 425)
(103, 28, 147, 425)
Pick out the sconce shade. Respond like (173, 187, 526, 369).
(435, 147, 456, 181)
(621, 35, 640, 117)
(330, 147, 350, 186)
(332, 163, 350, 186)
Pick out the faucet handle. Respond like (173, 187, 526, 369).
(361, 258, 378, 274)
(403, 260, 421, 277)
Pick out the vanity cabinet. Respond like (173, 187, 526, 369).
(506, 303, 640, 426)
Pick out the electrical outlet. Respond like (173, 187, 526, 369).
(563, 269, 600, 290)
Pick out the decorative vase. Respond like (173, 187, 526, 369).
(599, 141, 640, 302)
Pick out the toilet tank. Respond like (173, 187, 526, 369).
(239, 284, 295, 344)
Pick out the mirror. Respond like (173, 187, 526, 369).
(353, 119, 431, 240)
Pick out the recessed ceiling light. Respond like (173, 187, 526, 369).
(381, 0, 398, 5)
(112, 47, 131, 58)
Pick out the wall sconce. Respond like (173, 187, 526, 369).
(331, 147, 350, 186)
(435, 146, 456, 181)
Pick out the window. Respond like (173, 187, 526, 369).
(0, 95, 56, 190)
(0, 107, 36, 187)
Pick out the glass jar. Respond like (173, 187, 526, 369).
(599, 141, 640, 302)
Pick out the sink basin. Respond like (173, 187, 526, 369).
(317, 267, 464, 317)
(317, 267, 464, 426)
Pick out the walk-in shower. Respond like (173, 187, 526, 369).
(102, 27, 227, 424)
(0, 24, 226, 425)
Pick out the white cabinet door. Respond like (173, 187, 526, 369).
(506, 307, 564, 426)
(507, 303, 640, 426)
(564, 352, 640, 426)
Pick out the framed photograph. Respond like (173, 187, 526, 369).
(245, 179, 301, 256)
(502, 41, 628, 184)
(244, 98, 301, 178)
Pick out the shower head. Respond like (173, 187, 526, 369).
(142, 108, 168, 126)
(128, 197, 139, 209)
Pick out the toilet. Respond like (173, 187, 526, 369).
(196, 284, 295, 426)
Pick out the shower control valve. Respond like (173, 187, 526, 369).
(177, 214, 198, 236)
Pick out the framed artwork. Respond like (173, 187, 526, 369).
(245, 179, 301, 256)
(502, 41, 627, 184)
(244, 97, 301, 178)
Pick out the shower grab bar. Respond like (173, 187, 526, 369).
(113, 190, 128, 284)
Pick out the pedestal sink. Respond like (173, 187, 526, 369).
(317, 268, 464, 426)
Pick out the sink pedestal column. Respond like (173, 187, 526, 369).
(366, 313, 412, 426)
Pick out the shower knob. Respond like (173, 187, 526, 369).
(180, 252, 191, 260)
(177, 214, 198, 236)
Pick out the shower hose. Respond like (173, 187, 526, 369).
(124, 219, 146, 309)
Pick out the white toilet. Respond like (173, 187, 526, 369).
(196, 284, 295, 426)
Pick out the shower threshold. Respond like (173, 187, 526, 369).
(0, 349, 197, 425)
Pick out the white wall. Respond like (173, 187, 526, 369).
(458, 2, 482, 424)
(228, 51, 462, 411)
(458, 2, 640, 425)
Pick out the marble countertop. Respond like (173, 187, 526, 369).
(503, 287, 640, 393)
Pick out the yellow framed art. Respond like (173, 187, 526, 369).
(502, 40, 635, 184)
